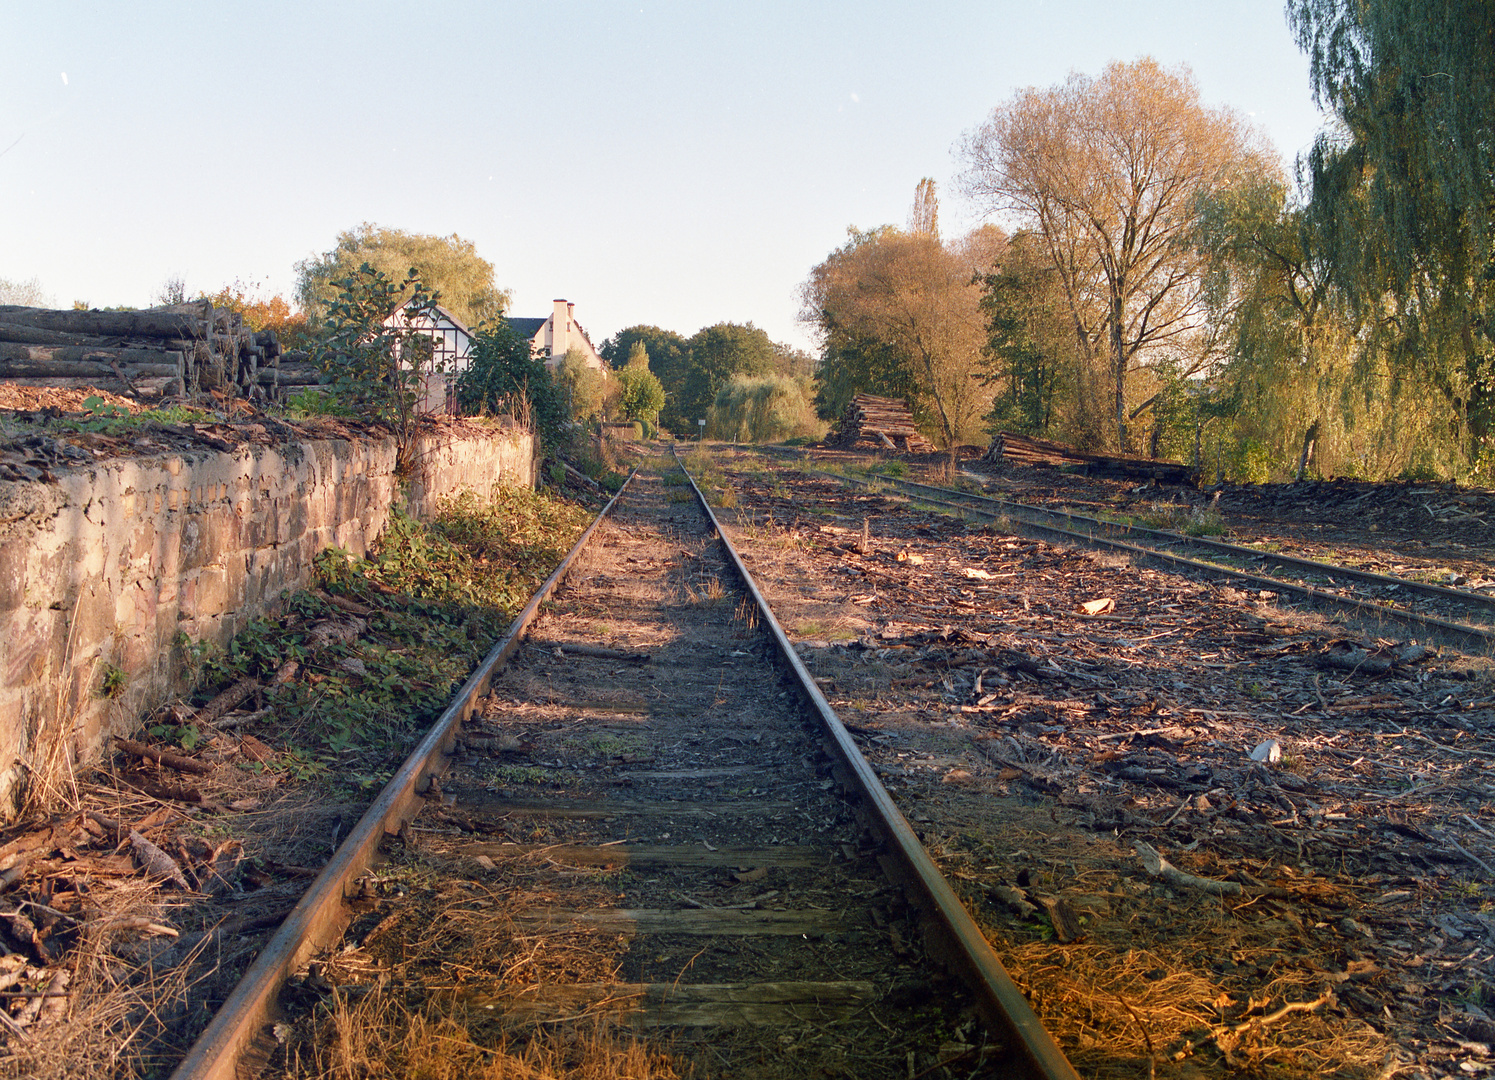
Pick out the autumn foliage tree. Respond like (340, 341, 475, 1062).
(960, 58, 1277, 452)
(802, 186, 1000, 449)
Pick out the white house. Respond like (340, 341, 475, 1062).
(506, 299, 606, 373)
(383, 303, 473, 414)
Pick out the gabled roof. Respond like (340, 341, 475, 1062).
(384, 302, 473, 337)
(505, 317, 549, 338)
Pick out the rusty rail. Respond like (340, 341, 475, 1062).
(675, 450, 1082, 1080)
(169, 473, 635, 1080)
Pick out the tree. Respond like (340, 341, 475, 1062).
(311, 264, 442, 473)
(1288, 0, 1495, 461)
(458, 321, 566, 444)
(199, 279, 312, 351)
(616, 365, 665, 430)
(960, 58, 1277, 451)
(979, 231, 1095, 440)
(554, 347, 609, 424)
(0, 276, 51, 307)
(295, 224, 510, 329)
(801, 212, 998, 449)
(672, 322, 779, 431)
(909, 177, 940, 238)
(708, 374, 824, 443)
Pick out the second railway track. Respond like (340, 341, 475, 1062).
(172, 454, 1078, 1080)
(764, 452, 1495, 652)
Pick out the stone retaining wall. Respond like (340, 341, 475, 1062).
(0, 423, 536, 817)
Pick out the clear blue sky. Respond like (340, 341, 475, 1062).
(2, 1, 1324, 352)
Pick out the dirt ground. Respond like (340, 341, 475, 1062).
(704, 444, 1495, 1080)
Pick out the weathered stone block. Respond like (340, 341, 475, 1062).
(0, 540, 27, 614)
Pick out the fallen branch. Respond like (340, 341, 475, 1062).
(1134, 840, 1242, 896)
(1224, 992, 1333, 1034)
(194, 676, 260, 723)
(114, 737, 212, 776)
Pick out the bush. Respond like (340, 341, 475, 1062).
(706, 374, 826, 444)
(458, 322, 566, 445)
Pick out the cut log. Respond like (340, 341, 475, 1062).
(0, 359, 183, 379)
(0, 322, 112, 347)
(987, 431, 1197, 485)
(0, 304, 210, 340)
(826, 394, 935, 453)
(0, 376, 179, 397)
(0, 343, 184, 368)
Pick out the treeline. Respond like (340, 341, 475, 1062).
(597, 323, 821, 442)
(802, 8, 1495, 484)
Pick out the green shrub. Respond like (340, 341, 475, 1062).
(706, 374, 826, 444)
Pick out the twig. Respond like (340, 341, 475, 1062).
(1109, 990, 1156, 1080)
(1226, 992, 1332, 1034)
(1134, 841, 1242, 896)
(1463, 814, 1495, 840)
(1160, 794, 1193, 827)
(1434, 830, 1495, 876)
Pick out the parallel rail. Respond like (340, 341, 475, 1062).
(678, 450, 1080, 1080)
(775, 456, 1495, 651)
(171, 459, 1083, 1080)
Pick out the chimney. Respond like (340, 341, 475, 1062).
(548, 299, 567, 356)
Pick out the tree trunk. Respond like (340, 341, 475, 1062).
(0, 343, 185, 368)
(1111, 286, 1128, 452)
(1296, 419, 1320, 481)
(0, 305, 207, 339)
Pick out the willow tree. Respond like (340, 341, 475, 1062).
(959, 58, 1277, 452)
(1289, 0, 1495, 463)
(295, 224, 510, 329)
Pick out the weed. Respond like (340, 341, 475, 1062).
(182, 485, 589, 786)
(487, 764, 565, 786)
(98, 664, 128, 699)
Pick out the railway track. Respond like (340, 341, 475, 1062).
(169, 456, 1079, 1080)
(764, 452, 1495, 652)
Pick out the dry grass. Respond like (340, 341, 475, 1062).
(282, 989, 689, 1080)
(275, 857, 688, 1080)
(0, 879, 217, 1080)
(1005, 940, 1393, 1079)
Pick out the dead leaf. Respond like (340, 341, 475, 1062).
(238, 735, 278, 763)
(1079, 598, 1115, 616)
(962, 567, 997, 580)
(129, 830, 189, 889)
(1038, 895, 1086, 943)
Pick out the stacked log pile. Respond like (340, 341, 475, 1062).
(826, 394, 935, 453)
(987, 431, 1197, 485)
(256, 350, 319, 397)
(0, 302, 281, 402)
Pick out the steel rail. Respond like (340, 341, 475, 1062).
(793, 463, 1495, 651)
(756, 445, 1495, 616)
(675, 451, 1082, 1080)
(932, 472, 1495, 615)
(170, 472, 636, 1080)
